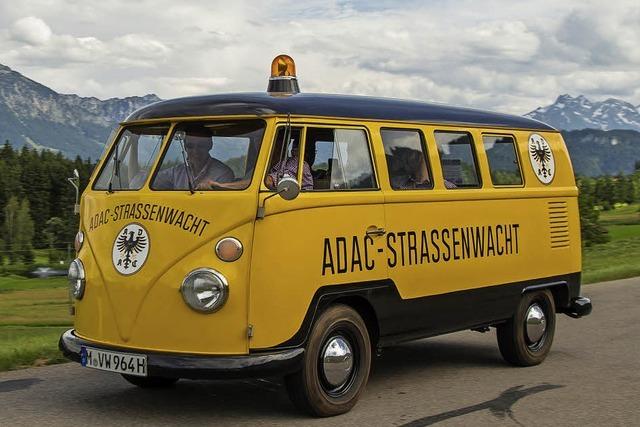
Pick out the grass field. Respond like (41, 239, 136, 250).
(583, 203, 640, 284)
(0, 276, 72, 371)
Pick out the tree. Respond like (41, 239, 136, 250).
(577, 177, 609, 247)
(15, 199, 35, 264)
(43, 217, 66, 263)
(3, 196, 20, 263)
(2, 197, 35, 264)
(0, 237, 5, 266)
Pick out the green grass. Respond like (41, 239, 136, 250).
(583, 236, 640, 284)
(0, 326, 69, 371)
(599, 203, 640, 226)
(606, 224, 640, 241)
(0, 276, 67, 293)
(583, 204, 640, 284)
(0, 276, 72, 371)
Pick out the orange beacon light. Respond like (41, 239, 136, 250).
(267, 54, 300, 94)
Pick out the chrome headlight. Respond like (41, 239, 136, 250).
(68, 258, 86, 300)
(180, 268, 228, 313)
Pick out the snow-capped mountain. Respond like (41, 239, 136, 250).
(526, 94, 640, 132)
(0, 63, 160, 159)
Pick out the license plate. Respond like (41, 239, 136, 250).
(80, 346, 147, 377)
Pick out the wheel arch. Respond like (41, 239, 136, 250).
(268, 279, 395, 351)
(330, 296, 380, 349)
(521, 281, 569, 311)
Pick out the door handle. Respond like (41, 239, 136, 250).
(366, 226, 386, 237)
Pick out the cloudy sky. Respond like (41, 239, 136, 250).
(0, 0, 638, 114)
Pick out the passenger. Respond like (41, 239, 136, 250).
(154, 133, 234, 190)
(265, 142, 313, 190)
(389, 148, 431, 189)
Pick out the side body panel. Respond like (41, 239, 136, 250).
(249, 118, 581, 350)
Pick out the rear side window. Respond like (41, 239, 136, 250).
(483, 135, 523, 186)
(381, 129, 432, 190)
(434, 131, 480, 188)
(305, 128, 376, 190)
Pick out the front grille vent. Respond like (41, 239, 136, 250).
(548, 201, 570, 249)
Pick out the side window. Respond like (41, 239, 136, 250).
(434, 131, 480, 188)
(305, 127, 376, 190)
(483, 135, 523, 186)
(381, 129, 432, 190)
(264, 127, 306, 190)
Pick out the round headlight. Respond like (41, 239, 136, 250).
(215, 237, 243, 262)
(180, 269, 228, 313)
(74, 231, 84, 252)
(68, 258, 86, 300)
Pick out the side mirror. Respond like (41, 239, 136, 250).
(256, 176, 301, 219)
(276, 177, 300, 201)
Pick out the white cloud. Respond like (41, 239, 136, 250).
(10, 16, 52, 45)
(0, 0, 637, 113)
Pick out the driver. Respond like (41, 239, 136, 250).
(153, 132, 234, 190)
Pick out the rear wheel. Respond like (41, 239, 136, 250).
(285, 304, 371, 417)
(497, 289, 556, 366)
(121, 374, 178, 388)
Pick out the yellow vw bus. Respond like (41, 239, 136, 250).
(60, 55, 591, 416)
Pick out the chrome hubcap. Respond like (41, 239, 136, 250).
(321, 336, 354, 388)
(525, 303, 546, 343)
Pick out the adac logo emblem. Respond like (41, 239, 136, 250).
(528, 133, 555, 184)
(112, 223, 150, 275)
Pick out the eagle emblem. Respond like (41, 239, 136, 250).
(112, 223, 150, 275)
(528, 134, 555, 184)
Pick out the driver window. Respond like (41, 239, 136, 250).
(264, 127, 310, 190)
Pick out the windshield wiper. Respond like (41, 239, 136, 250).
(177, 132, 195, 194)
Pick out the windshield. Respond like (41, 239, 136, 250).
(93, 125, 168, 190)
(151, 120, 265, 191)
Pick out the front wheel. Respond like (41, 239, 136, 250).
(121, 374, 178, 388)
(497, 289, 556, 366)
(285, 304, 371, 417)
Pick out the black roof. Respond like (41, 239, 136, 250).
(126, 92, 555, 131)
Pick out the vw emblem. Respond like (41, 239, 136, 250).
(112, 223, 150, 275)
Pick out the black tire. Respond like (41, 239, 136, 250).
(121, 374, 178, 388)
(497, 289, 556, 366)
(285, 304, 371, 417)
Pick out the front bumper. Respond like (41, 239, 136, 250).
(59, 329, 304, 379)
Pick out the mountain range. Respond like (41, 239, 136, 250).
(0, 63, 160, 160)
(1, 63, 639, 176)
(526, 94, 640, 132)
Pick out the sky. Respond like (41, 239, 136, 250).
(0, 0, 638, 115)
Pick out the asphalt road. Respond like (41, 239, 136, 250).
(1, 277, 639, 427)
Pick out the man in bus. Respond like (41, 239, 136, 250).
(154, 131, 234, 190)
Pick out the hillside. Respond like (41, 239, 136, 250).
(0, 63, 160, 160)
(562, 129, 640, 176)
